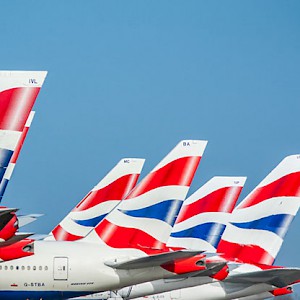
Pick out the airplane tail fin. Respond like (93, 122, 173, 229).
(217, 155, 300, 265)
(0, 111, 35, 202)
(89, 140, 208, 252)
(0, 70, 47, 202)
(167, 176, 246, 251)
(49, 158, 145, 241)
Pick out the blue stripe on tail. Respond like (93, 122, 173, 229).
(73, 214, 107, 227)
(0, 148, 13, 168)
(0, 178, 9, 202)
(120, 199, 183, 226)
(231, 214, 294, 238)
(171, 222, 226, 248)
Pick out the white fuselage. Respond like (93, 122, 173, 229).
(72, 282, 276, 300)
(113, 264, 277, 300)
(0, 240, 176, 300)
(127, 281, 276, 300)
(71, 264, 278, 300)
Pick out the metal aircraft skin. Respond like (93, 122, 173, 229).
(0, 140, 213, 300)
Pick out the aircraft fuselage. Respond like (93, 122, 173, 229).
(0, 240, 174, 300)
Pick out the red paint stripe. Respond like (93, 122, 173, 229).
(75, 173, 140, 211)
(0, 87, 40, 131)
(10, 125, 30, 163)
(52, 225, 83, 241)
(176, 186, 242, 224)
(96, 220, 206, 273)
(95, 219, 169, 254)
(239, 172, 300, 209)
(127, 156, 201, 199)
(217, 239, 275, 265)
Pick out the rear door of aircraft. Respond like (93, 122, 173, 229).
(53, 257, 68, 280)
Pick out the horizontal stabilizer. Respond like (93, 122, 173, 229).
(0, 232, 33, 247)
(193, 261, 227, 277)
(18, 214, 43, 227)
(227, 268, 300, 288)
(0, 208, 18, 216)
(172, 261, 228, 279)
(105, 250, 204, 270)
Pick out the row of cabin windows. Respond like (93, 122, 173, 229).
(0, 265, 48, 271)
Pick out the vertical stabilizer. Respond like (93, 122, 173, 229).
(0, 111, 35, 201)
(167, 176, 246, 252)
(90, 140, 208, 252)
(49, 158, 145, 241)
(218, 155, 300, 265)
(0, 71, 47, 202)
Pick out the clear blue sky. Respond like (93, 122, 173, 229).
(1, 1, 300, 296)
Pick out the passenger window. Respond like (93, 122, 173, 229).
(27, 266, 30, 271)
(39, 266, 42, 271)
(33, 266, 36, 271)
(21, 266, 25, 270)
(0, 266, 2, 270)
(4, 266, 8, 270)
(10, 266, 13, 270)
(45, 266, 48, 271)
(16, 266, 19, 270)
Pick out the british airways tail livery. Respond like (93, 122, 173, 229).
(167, 176, 246, 252)
(99, 157, 300, 300)
(0, 70, 47, 203)
(0, 111, 35, 201)
(49, 158, 145, 241)
(218, 155, 300, 265)
(86, 140, 208, 252)
(0, 140, 210, 299)
(0, 111, 36, 256)
(97, 176, 245, 300)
